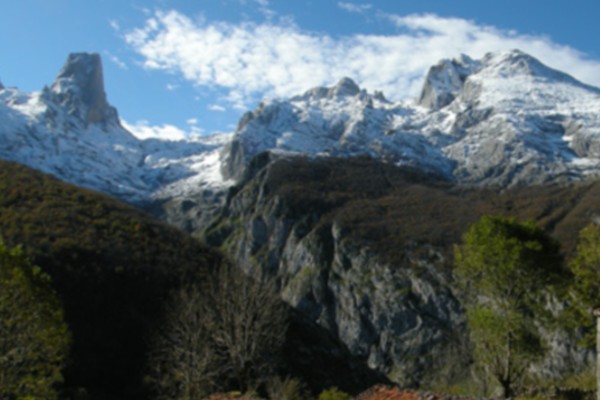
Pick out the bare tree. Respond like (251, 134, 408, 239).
(148, 287, 218, 399)
(148, 262, 288, 398)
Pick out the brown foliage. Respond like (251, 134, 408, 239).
(356, 385, 483, 400)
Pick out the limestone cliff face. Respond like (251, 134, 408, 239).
(201, 154, 597, 388)
(48, 52, 120, 128)
(205, 156, 470, 387)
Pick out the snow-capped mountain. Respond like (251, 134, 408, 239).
(223, 49, 600, 187)
(3, 50, 600, 207)
(0, 53, 230, 204)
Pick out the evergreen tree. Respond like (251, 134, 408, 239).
(0, 240, 70, 399)
(454, 216, 565, 398)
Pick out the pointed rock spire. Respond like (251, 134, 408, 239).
(50, 53, 116, 126)
(328, 77, 360, 97)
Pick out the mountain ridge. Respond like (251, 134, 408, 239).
(222, 49, 600, 190)
(5, 50, 600, 206)
(0, 52, 231, 204)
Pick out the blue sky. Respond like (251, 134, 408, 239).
(3, 0, 600, 139)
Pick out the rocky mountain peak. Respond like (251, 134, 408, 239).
(418, 54, 479, 110)
(482, 49, 542, 72)
(328, 77, 361, 97)
(49, 52, 117, 126)
(0, 81, 4, 90)
(478, 49, 583, 85)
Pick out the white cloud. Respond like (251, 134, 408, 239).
(124, 10, 600, 108)
(338, 2, 372, 14)
(186, 117, 198, 125)
(109, 19, 121, 32)
(208, 104, 227, 112)
(104, 51, 128, 70)
(166, 83, 179, 91)
(123, 119, 189, 141)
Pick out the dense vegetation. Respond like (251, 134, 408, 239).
(454, 216, 568, 398)
(0, 160, 223, 399)
(0, 160, 386, 399)
(0, 240, 70, 399)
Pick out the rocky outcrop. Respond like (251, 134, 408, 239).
(418, 55, 478, 110)
(202, 154, 599, 390)
(48, 52, 121, 128)
(206, 156, 472, 388)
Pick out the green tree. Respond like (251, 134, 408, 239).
(568, 222, 600, 345)
(0, 240, 70, 400)
(454, 216, 565, 398)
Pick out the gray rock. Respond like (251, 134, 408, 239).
(49, 53, 121, 128)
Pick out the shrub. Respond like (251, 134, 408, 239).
(318, 387, 353, 400)
(266, 376, 311, 400)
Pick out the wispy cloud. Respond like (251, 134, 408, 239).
(208, 104, 227, 112)
(124, 10, 600, 109)
(337, 2, 372, 14)
(104, 51, 128, 70)
(109, 19, 121, 31)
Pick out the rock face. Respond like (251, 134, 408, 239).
(49, 52, 117, 127)
(207, 157, 470, 387)
(204, 154, 599, 389)
(417, 54, 478, 110)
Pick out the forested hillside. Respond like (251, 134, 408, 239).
(0, 160, 223, 398)
(0, 159, 387, 399)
